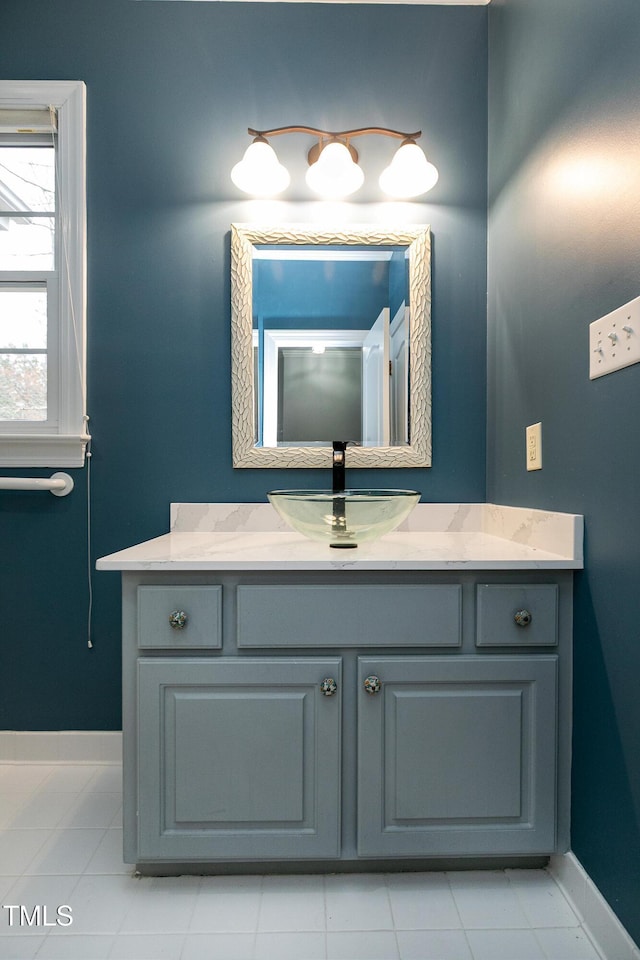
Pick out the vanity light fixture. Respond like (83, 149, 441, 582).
(305, 139, 364, 199)
(230, 125, 438, 200)
(230, 135, 291, 197)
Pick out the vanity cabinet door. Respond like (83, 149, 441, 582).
(137, 657, 341, 861)
(357, 655, 557, 858)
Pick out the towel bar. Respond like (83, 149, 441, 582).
(0, 472, 74, 496)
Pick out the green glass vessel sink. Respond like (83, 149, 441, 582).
(267, 489, 421, 548)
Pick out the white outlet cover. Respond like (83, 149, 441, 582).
(526, 421, 542, 471)
(589, 295, 640, 379)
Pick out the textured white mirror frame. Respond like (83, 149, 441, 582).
(231, 223, 432, 469)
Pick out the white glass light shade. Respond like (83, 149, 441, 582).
(305, 141, 364, 199)
(230, 139, 290, 197)
(379, 141, 439, 199)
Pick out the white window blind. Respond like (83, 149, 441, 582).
(0, 107, 58, 134)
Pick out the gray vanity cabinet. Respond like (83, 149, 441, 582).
(357, 655, 557, 857)
(136, 657, 342, 861)
(122, 570, 572, 871)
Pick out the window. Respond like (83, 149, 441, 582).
(0, 81, 87, 467)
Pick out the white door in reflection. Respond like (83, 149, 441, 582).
(390, 302, 410, 446)
(362, 307, 390, 447)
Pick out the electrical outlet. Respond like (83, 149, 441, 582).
(526, 422, 542, 471)
(589, 295, 640, 379)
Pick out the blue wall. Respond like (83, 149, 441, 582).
(0, 1, 488, 730)
(487, 0, 640, 943)
(255, 258, 390, 325)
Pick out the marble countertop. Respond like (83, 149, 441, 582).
(96, 502, 583, 571)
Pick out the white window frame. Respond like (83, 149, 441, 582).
(0, 80, 87, 467)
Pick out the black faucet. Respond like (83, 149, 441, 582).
(330, 441, 354, 547)
(332, 441, 347, 493)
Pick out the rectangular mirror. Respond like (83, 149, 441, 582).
(231, 224, 431, 469)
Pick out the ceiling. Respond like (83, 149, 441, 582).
(167, 1, 491, 4)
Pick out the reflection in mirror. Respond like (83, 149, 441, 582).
(231, 224, 431, 469)
(253, 245, 409, 448)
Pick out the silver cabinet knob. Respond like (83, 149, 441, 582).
(169, 610, 188, 630)
(320, 678, 338, 697)
(514, 609, 532, 628)
(364, 675, 382, 695)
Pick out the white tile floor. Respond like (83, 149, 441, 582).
(0, 763, 606, 960)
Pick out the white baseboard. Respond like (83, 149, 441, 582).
(0, 730, 122, 763)
(549, 852, 640, 960)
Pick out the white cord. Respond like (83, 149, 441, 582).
(85, 416, 93, 649)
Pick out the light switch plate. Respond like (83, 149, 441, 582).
(589, 295, 640, 379)
(526, 422, 542, 471)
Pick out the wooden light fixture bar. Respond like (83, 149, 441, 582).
(247, 126, 423, 165)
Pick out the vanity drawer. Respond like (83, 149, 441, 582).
(476, 584, 558, 647)
(137, 585, 222, 648)
(237, 584, 461, 648)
